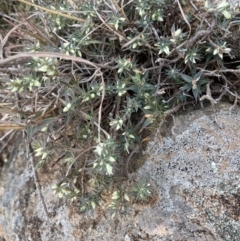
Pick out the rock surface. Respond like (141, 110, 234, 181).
(137, 102, 240, 241)
(1, 102, 240, 241)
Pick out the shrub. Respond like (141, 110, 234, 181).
(0, 0, 239, 216)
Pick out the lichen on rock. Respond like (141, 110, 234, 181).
(137, 102, 240, 241)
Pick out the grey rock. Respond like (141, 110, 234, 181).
(137, 102, 240, 241)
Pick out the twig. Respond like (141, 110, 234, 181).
(220, 69, 240, 73)
(186, 22, 215, 48)
(222, 86, 240, 100)
(230, 91, 239, 111)
(200, 80, 217, 106)
(215, 89, 226, 102)
(180, 10, 215, 49)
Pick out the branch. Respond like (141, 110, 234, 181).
(200, 80, 217, 106)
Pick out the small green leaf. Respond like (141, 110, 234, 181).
(91, 201, 96, 209)
(164, 46, 170, 55)
(174, 29, 182, 37)
(181, 83, 191, 91)
(51, 184, 58, 190)
(194, 71, 203, 81)
(180, 74, 193, 83)
(140, 118, 153, 132)
(41, 126, 48, 132)
(95, 145, 103, 156)
(106, 163, 113, 175)
(192, 88, 200, 101)
(37, 65, 48, 72)
(124, 193, 130, 202)
(114, 22, 119, 30)
(60, 182, 68, 188)
(63, 103, 71, 112)
(41, 152, 48, 160)
(35, 160, 45, 169)
(112, 191, 119, 200)
(222, 10, 231, 19)
(59, 192, 64, 198)
(204, 0, 209, 8)
(109, 156, 115, 162)
(118, 68, 123, 73)
(213, 48, 219, 55)
(132, 42, 137, 49)
(217, 0, 229, 9)
(198, 79, 208, 85)
(144, 105, 151, 110)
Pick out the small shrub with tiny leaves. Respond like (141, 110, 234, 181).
(1, 0, 240, 217)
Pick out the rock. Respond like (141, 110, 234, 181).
(136, 102, 240, 241)
(1, 102, 240, 241)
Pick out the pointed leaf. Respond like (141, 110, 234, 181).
(180, 83, 191, 91)
(180, 74, 193, 83)
(91, 201, 96, 209)
(35, 160, 45, 169)
(51, 184, 58, 190)
(108, 156, 115, 162)
(164, 46, 170, 55)
(198, 79, 208, 86)
(124, 193, 130, 202)
(106, 163, 113, 175)
(222, 10, 232, 19)
(95, 145, 103, 155)
(140, 118, 153, 132)
(213, 49, 218, 55)
(112, 191, 119, 200)
(192, 88, 199, 101)
(204, 0, 209, 8)
(217, 0, 229, 9)
(35, 151, 43, 157)
(194, 71, 203, 80)
(41, 152, 48, 159)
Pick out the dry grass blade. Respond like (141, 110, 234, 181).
(0, 121, 25, 130)
(16, 0, 85, 23)
(0, 52, 101, 70)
